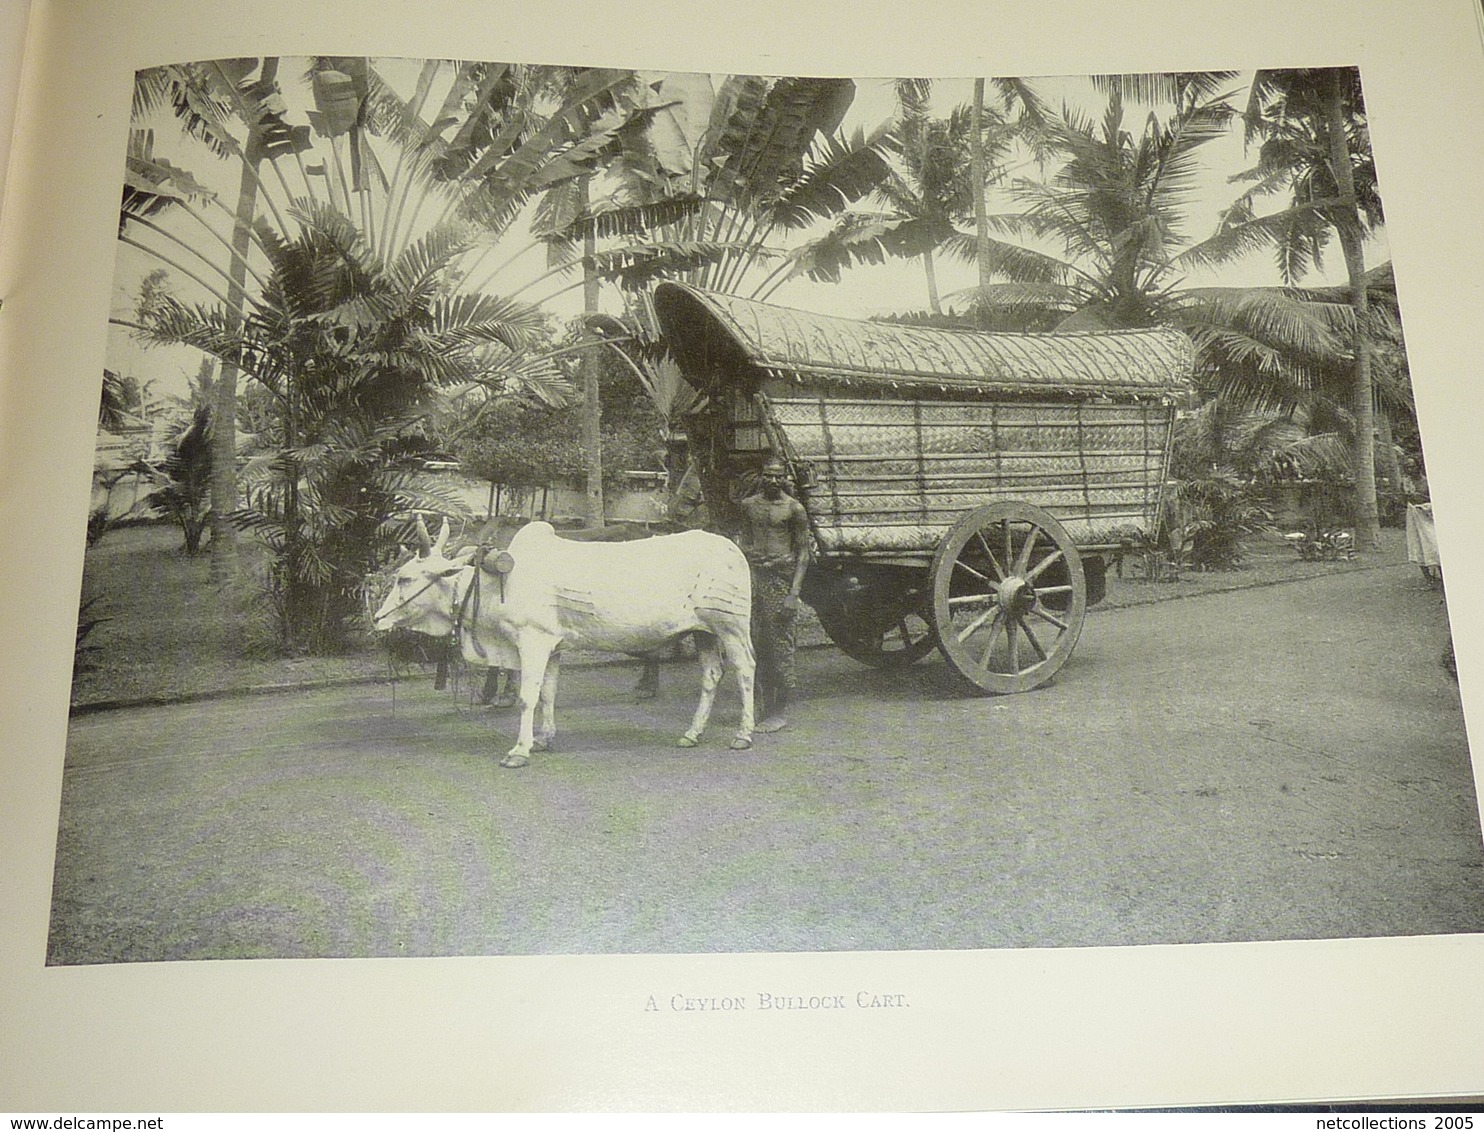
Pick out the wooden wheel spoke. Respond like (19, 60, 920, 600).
(1018, 617, 1050, 662)
(975, 612, 1007, 673)
(948, 590, 998, 606)
(1006, 618, 1021, 672)
(1035, 584, 1074, 597)
(1014, 525, 1039, 574)
(956, 605, 998, 641)
(1028, 604, 1070, 632)
(974, 530, 1008, 580)
(1025, 546, 1065, 582)
(953, 557, 996, 586)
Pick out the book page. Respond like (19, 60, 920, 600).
(0, 0, 34, 219)
(4, 0, 1484, 1111)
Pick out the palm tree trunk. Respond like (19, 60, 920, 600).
(922, 249, 942, 315)
(1325, 72, 1380, 548)
(209, 57, 280, 589)
(281, 364, 303, 654)
(580, 176, 605, 528)
(1375, 408, 1401, 520)
(971, 79, 992, 323)
(209, 143, 258, 587)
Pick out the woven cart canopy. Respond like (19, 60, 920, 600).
(654, 282, 1195, 399)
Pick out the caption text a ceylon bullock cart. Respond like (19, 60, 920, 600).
(652, 281, 1196, 695)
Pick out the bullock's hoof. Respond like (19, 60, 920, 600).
(677, 735, 700, 749)
(500, 753, 530, 769)
(755, 716, 788, 734)
(729, 735, 753, 751)
(531, 737, 553, 753)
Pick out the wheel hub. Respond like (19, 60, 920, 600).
(999, 575, 1037, 616)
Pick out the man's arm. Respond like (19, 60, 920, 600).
(785, 501, 810, 610)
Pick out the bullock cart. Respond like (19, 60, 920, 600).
(652, 282, 1195, 695)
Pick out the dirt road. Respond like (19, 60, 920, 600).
(47, 560, 1484, 963)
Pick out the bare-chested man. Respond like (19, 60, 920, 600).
(737, 458, 811, 733)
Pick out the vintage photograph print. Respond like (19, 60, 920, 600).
(50, 59, 1484, 965)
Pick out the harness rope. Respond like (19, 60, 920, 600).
(377, 572, 448, 621)
(451, 544, 510, 663)
(454, 548, 488, 660)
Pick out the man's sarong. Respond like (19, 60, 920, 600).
(750, 561, 798, 690)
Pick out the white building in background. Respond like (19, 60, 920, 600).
(90, 425, 162, 522)
(417, 466, 671, 530)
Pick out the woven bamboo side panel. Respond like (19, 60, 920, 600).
(770, 396, 1173, 557)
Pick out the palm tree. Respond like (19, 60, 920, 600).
(124, 59, 638, 380)
(139, 204, 553, 651)
(978, 80, 1243, 328)
(949, 73, 1377, 568)
(531, 74, 898, 301)
(122, 59, 664, 630)
(509, 74, 898, 514)
(1212, 66, 1385, 546)
(130, 60, 286, 583)
(98, 370, 143, 430)
(773, 77, 1041, 315)
(965, 77, 1051, 322)
(963, 78, 1350, 404)
(143, 404, 214, 556)
(354, 61, 656, 527)
(888, 101, 979, 314)
(796, 84, 1016, 316)
(971, 79, 994, 315)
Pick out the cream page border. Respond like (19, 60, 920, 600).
(3, 0, 1484, 1110)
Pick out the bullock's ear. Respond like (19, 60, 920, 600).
(451, 549, 475, 565)
(436, 564, 466, 578)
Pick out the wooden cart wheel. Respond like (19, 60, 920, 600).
(930, 501, 1087, 694)
(817, 600, 937, 669)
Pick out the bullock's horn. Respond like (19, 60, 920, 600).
(415, 516, 433, 556)
(433, 519, 451, 557)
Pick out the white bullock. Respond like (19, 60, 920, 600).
(373, 518, 756, 767)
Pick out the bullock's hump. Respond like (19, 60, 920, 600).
(630, 529, 748, 572)
(504, 524, 748, 593)
(508, 521, 558, 552)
